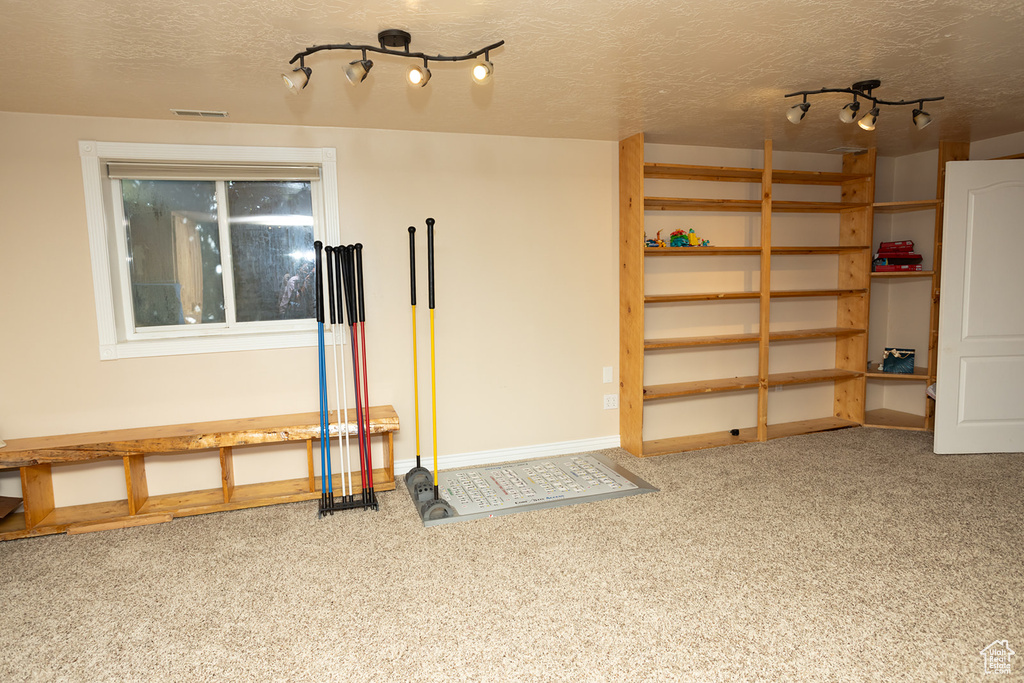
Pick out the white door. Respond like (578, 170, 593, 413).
(935, 160, 1024, 454)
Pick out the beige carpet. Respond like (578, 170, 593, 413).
(1, 428, 1021, 681)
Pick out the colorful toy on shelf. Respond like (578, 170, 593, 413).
(646, 228, 711, 248)
(645, 230, 667, 248)
(667, 227, 710, 247)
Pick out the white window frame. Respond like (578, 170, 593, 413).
(79, 141, 340, 360)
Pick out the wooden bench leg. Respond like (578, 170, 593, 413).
(20, 464, 54, 528)
(220, 447, 234, 504)
(124, 454, 149, 515)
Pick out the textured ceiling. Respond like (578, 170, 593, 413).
(2, 0, 1023, 155)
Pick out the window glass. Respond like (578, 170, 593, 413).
(227, 181, 315, 322)
(121, 180, 225, 327)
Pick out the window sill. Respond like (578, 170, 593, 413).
(100, 326, 344, 360)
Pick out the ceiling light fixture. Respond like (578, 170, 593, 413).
(284, 29, 504, 91)
(784, 79, 943, 130)
(344, 51, 374, 85)
(407, 60, 431, 87)
(471, 57, 494, 84)
(786, 95, 810, 124)
(282, 61, 312, 94)
(912, 102, 933, 130)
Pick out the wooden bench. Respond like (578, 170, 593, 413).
(0, 406, 398, 541)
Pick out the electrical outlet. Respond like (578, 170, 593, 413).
(603, 394, 618, 410)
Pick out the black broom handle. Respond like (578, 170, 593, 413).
(408, 227, 417, 306)
(314, 241, 325, 324)
(333, 245, 344, 325)
(355, 244, 366, 323)
(426, 218, 435, 310)
(325, 246, 336, 325)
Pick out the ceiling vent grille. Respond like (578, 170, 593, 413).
(170, 109, 229, 118)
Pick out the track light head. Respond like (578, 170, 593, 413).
(472, 58, 493, 84)
(912, 104, 932, 130)
(282, 65, 312, 94)
(407, 62, 431, 87)
(839, 99, 861, 124)
(858, 107, 880, 131)
(345, 58, 374, 85)
(787, 101, 810, 124)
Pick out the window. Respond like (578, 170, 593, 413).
(80, 142, 340, 359)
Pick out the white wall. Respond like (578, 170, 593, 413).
(0, 112, 619, 505)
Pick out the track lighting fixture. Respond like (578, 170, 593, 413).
(784, 79, 943, 131)
(838, 98, 860, 124)
(471, 56, 494, 84)
(858, 106, 880, 131)
(282, 62, 311, 94)
(284, 29, 504, 92)
(344, 51, 374, 85)
(912, 103, 932, 130)
(407, 61, 431, 87)
(786, 95, 810, 124)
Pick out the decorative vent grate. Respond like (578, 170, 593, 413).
(170, 109, 229, 118)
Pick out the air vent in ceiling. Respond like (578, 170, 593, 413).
(827, 146, 868, 154)
(170, 109, 229, 119)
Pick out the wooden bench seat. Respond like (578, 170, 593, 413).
(0, 406, 398, 541)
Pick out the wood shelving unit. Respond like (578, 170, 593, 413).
(0, 406, 398, 541)
(619, 133, 875, 456)
(865, 141, 970, 430)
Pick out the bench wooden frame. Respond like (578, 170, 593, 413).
(0, 406, 398, 541)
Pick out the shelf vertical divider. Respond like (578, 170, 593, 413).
(123, 454, 149, 515)
(758, 140, 773, 441)
(926, 141, 970, 430)
(834, 149, 876, 422)
(619, 132, 646, 456)
(219, 446, 235, 503)
(20, 464, 55, 528)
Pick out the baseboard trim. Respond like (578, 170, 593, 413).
(394, 435, 621, 476)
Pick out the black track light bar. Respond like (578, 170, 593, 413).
(785, 80, 943, 107)
(286, 29, 504, 89)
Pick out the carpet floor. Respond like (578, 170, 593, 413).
(1, 427, 1021, 681)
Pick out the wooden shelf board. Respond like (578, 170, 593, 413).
(644, 163, 762, 182)
(773, 246, 870, 255)
(645, 292, 760, 303)
(639, 417, 859, 456)
(0, 511, 27, 536)
(873, 199, 940, 213)
(645, 246, 761, 255)
(643, 162, 868, 186)
(770, 289, 867, 298)
(0, 405, 400, 468)
(770, 326, 866, 341)
(641, 427, 759, 456)
(140, 488, 224, 515)
(765, 417, 860, 440)
(644, 327, 865, 350)
(767, 368, 862, 386)
(645, 197, 869, 213)
(871, 270, 934, 278)
(0, 495, 21, 519)
(864, 409, 928, 430)
(865, 366, 931, 381)
(646, 332, 760, 349)
(644, 375, 760, 400)
(36, 499, 131, 529)
(644, 246, 870, 256)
